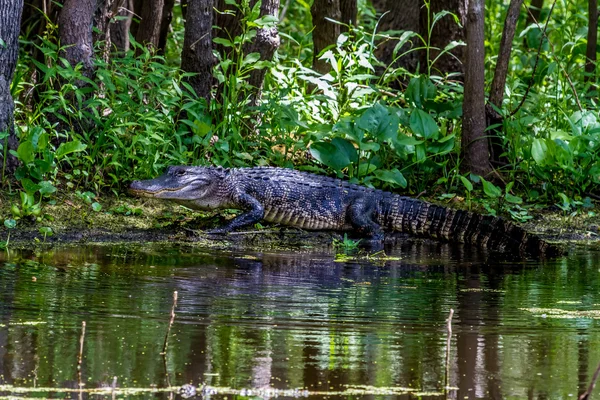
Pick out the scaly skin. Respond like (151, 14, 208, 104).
(129, 166, 560, 255)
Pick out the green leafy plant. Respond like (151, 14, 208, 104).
(1, 219, 17, 250)
(333, 233, 361, 255)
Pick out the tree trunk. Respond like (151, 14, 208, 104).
(526, 0, 543, 25)
(373, 0, 420, 74)
(93, 0, 113, 45)
(311, 0, 341, 74)
(462, 0, 490, 176)
(134, 0, 164, 49)
(246, 0, 280, 105)
(427, 0, 467, 76)
(158, 0, 176, 54)
(339, 0, 357, 31)
(585, 0, 598, 82)
(487, 0, 524, 165)
(59, 0, 96, 78)
(372, 0, 466, 78)
(0, 0, 24, 174)
(181, 0, 214, 103)
(110, 0, 133, 53)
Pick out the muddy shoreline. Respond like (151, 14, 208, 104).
(0, 194, 599, 252)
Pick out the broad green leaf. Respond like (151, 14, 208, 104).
(410, 109, 439, 139)
(481, 177, 502, 199)
(459, 176, 473, 192)
(242, 52, 261, 67)
(92, 202, 102, 212)
(531, 138, 548, 165)
(39, 227, 54, 236)
(356, 103, 400, 140)
(213, 37, 234, 48)
(374, 168, 407, 188)
(21, 178, 41, 195)
(331, 137, 358, 164)
(55, 140, 87, 160)
(4, 219, 16, 229)
(39, 181, 57, 195)
(405, 76, 437, 108)
(17, 141, 35, 164)
(505, 193, 523, 204)
(310, 141, 351, 171)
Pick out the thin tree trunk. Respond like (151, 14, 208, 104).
(134, 0, 164, 49)
(462, 0, 490, 176)
(158, 0, 176, 54)
(311, 0, 341, 74)
(59, 0, 96, 77)
(487, 0, 524, 165)
(110, 0, 133, 53)
(0, 0, 25, 174)
(246, 0, 280, 105)
(585, 0, 598, 82)
(181, 0, 214, 103)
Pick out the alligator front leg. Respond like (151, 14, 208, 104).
(209, 193, 264, 234)
(347, 197, 384, 241)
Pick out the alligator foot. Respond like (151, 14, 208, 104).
(360, 238, 384, 253)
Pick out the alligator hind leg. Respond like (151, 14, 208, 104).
(347, 197, 384, 241)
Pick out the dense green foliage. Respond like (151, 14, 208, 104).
(2, 0, 599, 224)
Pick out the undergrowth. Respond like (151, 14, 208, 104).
(1, 0, 599, 229)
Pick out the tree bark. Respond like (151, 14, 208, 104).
(311, 0, 341, 74)
(372, 0, 466, 78)
(158, 0, 176, 54)
(93, 0, 113, 45)
(181, 0, 214, 103)
(110, 0, 133, 53)
(134, 0, 164, 49)
(525, 0, 543, 25)
(246, 0, 280, 105)
(462, 0, 490, 176)
(487, 0, 524, 165)
(0, 0, 24, 174)
(585, 0, 598, 82)
(427, 0, 467, 76)
(373, 0, 421, 74)
(59, 0, 96, 77)
(339, 0, 357, 31)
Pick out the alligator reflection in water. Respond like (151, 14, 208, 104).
(0, 243, 600, 399)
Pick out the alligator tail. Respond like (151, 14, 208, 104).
(384, 197, 560, 256)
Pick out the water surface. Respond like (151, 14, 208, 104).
(0, 241, 599, 399)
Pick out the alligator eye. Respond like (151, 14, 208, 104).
(175, 169, 186, 176)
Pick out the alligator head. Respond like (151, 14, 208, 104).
(129, 166, 230, 210)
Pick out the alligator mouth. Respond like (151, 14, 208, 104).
(129, 184, 190, 197)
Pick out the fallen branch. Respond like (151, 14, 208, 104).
(579, 361, 600, 400)
(77, 321, 86, 388)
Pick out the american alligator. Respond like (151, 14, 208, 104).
(129, 166, 559, 255)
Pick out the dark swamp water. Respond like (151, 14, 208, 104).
(1, 240, 600, 399)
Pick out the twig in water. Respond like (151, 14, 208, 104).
(77, 321, 86, 388)
(162, 291, 178, 389)
(444, 309, 454, 392)
(579, 361, 600, 400)
(162, 291, 178, 355)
